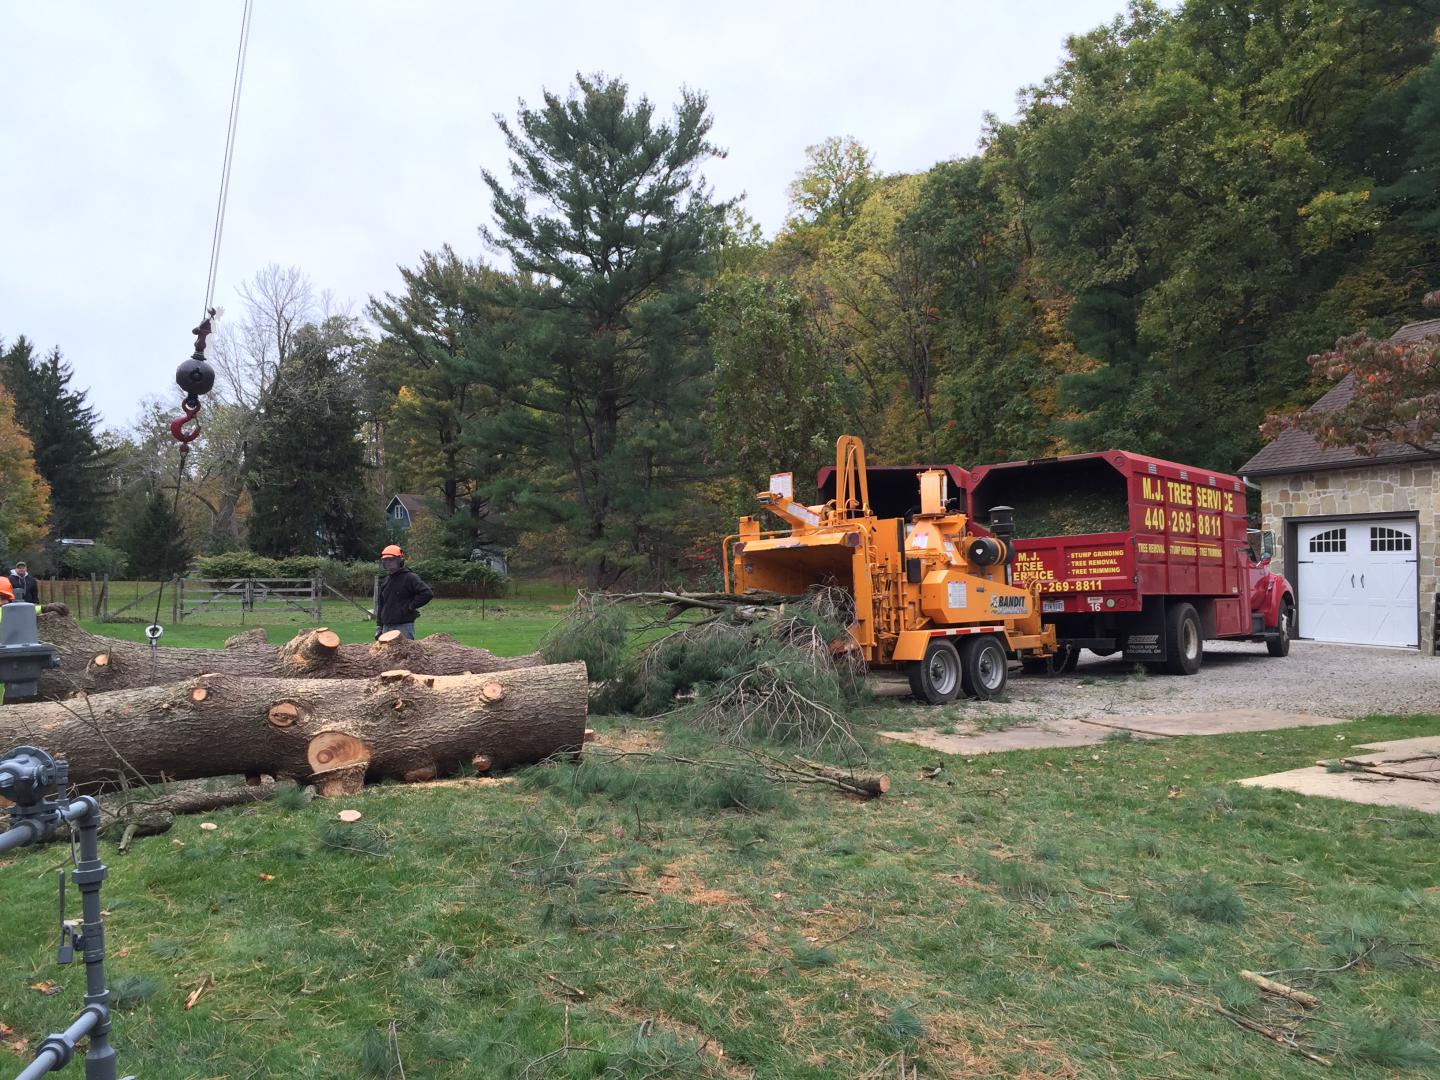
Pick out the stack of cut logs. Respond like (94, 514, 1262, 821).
(4, 611, 588, 796)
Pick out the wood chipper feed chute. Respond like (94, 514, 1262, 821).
(725, 437, 1058, 704)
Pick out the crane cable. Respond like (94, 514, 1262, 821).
(150, 0, 255, 666)
(204, 0, 254, 314)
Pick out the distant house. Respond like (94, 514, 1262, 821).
(382, 493, 510, 578)
(384, 494, 425, 532)
(1240, 318, 1440, 655)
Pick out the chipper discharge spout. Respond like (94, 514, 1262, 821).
(725, 436, 1056, 704)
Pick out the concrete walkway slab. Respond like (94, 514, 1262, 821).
(1079, 709, 1348, 738)
(1236, 735, 1440, 814)
(882, 708, 1347, 757)
(881, 718, 1157, 756)
(1237, 767, 1440, 814)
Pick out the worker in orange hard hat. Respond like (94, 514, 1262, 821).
(0, 576, 10, 703)
(375, 543, 432, 640)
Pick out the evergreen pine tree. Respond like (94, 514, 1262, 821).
(119, 488, 193, 580)
(0, 338, 110, 538)
(246, 319, 379, 558)
(468, 74, 729, 587)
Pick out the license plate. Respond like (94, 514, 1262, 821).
(1042, 599, 1066, 613)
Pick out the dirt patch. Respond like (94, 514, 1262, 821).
(590, 725, 666, 754)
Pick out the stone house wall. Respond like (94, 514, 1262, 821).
(1257, 461, 1438, 655)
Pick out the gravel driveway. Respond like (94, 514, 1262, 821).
(932, 640, 1438, 721)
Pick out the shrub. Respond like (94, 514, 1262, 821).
(60, 541, 129, 578)
(193, 551, 281, 579)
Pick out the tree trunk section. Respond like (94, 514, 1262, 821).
(3, 663, 587, 788)
(34, 611, 543, 699)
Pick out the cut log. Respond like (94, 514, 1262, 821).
(792, 756, 890, 797)
(3, 663, 587, 788)
(34, 611, 544, 699)
(104, 776, 292, 849)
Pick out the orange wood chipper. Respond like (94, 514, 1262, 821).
(724, 436, 1058, 703)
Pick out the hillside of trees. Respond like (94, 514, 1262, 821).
(3, 1, 1436, 587)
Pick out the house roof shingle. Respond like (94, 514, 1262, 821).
(1240, 319, 1440, 478)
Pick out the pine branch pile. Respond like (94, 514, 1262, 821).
(545, 587, 866, 751)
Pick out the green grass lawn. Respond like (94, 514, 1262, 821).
(78, 580, 580, 657)
(1, 606, 1437, 1077)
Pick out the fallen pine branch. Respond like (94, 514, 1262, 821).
(1239, 970, 1320, 1009)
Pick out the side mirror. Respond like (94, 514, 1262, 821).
(1261, 530, 1276, 561)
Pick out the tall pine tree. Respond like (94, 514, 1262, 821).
(246, 318, 379, 558)
(1, 337, 110, 539)
(469, 74, 729, 587)
(118, 487, 193, 580)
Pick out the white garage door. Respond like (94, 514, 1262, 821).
(1296, 519, 1419, 648)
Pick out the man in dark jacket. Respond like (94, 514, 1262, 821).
(375, 544, 433, 640)
(7, 562, 39, 604)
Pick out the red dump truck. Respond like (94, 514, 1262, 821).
(967, 451, 1295, 674)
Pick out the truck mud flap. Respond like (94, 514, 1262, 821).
(1121, 599, 1167, 662)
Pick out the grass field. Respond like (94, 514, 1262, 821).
(71, 580, 580, 657)
(0, 604, 1437, 1077)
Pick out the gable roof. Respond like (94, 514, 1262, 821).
(385, 494, 426, 521)
(1240, 319, 1440, 478)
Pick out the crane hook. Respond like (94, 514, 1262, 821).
(169, 309, 219, 452)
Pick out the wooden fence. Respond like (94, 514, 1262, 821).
(38, 576, 373, 623)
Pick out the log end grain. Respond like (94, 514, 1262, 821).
(481, 682, 506, 702)
(378, 669, 414, 683)
(313, 629, 341, 653)
(190, 686, 210, 703)
(91, 653, 110, 669)
(471, 754, 492, 774)
(307, 731, 371, 773)
(376, 630, 403, 646)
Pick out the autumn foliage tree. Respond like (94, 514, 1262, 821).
(0, 386, 51, 561)
(1263, 295, 1440, 455)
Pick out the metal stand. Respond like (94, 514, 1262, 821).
(0, 748, 127, 1080)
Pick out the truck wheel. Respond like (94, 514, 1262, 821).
(907, 640, 961, 705)
(1164, 602, 1203, 675)
(1267, 598, 1294, 658)
(961, 636, 1009, 700)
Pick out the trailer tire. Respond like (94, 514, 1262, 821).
(960, 636, 1009, 700)
(907, 640, 962, 705)
(1164, 602, 1203, 675)
(1266, 598, 1294, 658)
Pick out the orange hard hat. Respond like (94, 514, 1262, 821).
(380, 544, 404, 559)
(0, 577, 12, 600)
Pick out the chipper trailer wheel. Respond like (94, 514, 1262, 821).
(908, 639, 962, 705)
(960, 635, 1009, 700)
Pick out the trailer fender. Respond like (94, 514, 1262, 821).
(894, 625, 1007, 662)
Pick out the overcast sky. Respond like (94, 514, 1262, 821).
(1, 0, 1136, 431)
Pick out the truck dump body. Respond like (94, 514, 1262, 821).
(969, 452, 1254, 638)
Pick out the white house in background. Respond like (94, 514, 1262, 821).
(1240, 318, 1440, 655)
